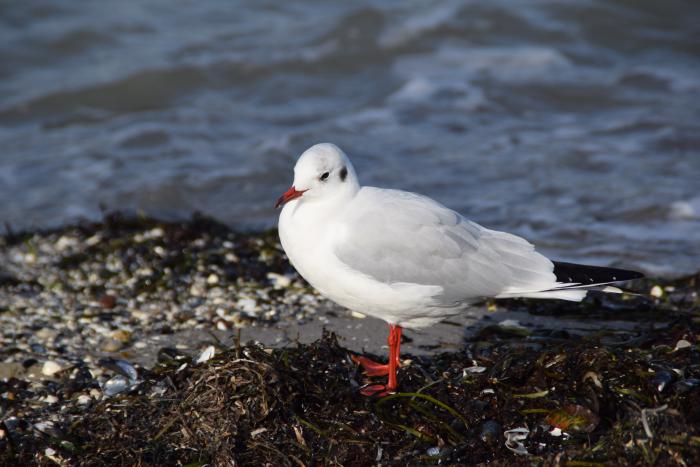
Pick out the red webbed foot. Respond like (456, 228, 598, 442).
(358, 383, 395, 397)
(351, 324, 403, 397)
(350, 354, 390, 376)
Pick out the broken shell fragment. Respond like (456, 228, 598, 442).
(195, 345, 216, 364)
(504, 427, 530, 456)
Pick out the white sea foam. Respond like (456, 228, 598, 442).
(378, 1, 465, 49)
(669, 199, 700, 220)
(395, 45, 571, 84)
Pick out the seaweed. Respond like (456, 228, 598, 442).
(1, 316, 697, 466)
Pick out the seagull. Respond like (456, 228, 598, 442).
(276, 143, 644, 396)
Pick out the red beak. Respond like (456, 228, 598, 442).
(275, 186, 307, 208)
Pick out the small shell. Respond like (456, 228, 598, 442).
(504, 428, 530, 456)
(463, 365, 487, 375)
(103, 376, 129, 396)
(195, 345, 216, 364)
(114, 360, 138, 382)
(99, 358, 138, 382)
(675, 340, 692, 351)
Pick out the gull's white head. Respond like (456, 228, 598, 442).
(276, 143, 359, 208)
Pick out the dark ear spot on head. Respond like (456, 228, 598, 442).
(340, 166, 348, 182)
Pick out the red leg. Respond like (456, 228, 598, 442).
(355, 324, 402, 396)
(386, 324, 402, 392)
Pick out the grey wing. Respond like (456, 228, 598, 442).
(334, 188, 558, 304)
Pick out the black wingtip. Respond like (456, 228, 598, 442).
(553, 261, 644, 285)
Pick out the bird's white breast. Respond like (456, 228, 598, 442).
(278, 199, 338, 297)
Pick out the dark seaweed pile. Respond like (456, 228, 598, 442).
(4, 311, 700, 465)
(1, 215, 699, 466)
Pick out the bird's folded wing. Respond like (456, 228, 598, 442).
(333, 187, 559, 304)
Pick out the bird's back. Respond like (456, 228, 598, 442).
(334, 187, 559, 305)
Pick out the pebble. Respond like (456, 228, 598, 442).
(207, 273, 219, 285)
(499, 319, 525, 329)
(55, 236, 77, 251)
(650, 285, 664, 298)
(100, 339, 124, 353)
(426, 447, 440, 456)
(42, 395, 58, 404)
(231, 312, 249, 327)
(267, 272, 292, 288)
(42, 361, 64, 377)
(0, 362, 25, 379)
(85, 234, 102, 246)
(77, 395, 92, 405)
(237, 298, 258, 313)
(111, 329, 132, 343)
(100, 294, 117, 309)
(36, 328, 58, 341)
(190, 283, 206, 297)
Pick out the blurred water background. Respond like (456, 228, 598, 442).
(1, 0, 699, 277)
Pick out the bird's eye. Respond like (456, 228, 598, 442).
(320, 171, 330, 181)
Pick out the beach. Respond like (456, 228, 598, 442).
(1, 214, 698, 465)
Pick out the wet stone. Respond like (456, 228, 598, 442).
(480, 420, 501, 444)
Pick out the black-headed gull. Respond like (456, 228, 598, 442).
(276, 143, 643, 396)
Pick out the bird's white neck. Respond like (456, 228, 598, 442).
(293, 178, 360, 216)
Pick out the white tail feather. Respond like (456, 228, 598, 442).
(495, 284, 629, 302)
(496, 289, 588, 301)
